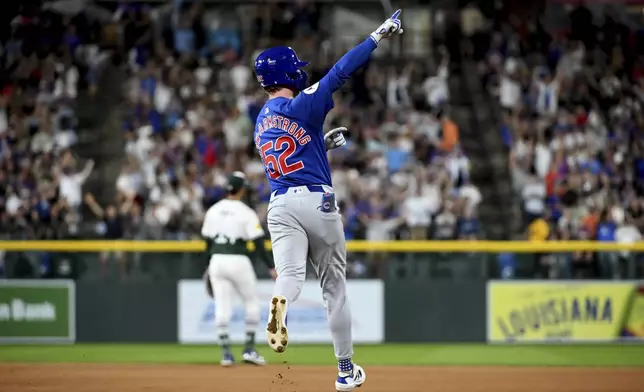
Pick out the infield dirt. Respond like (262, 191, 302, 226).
(1, 363, 642, 392)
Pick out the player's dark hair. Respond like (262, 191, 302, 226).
(264, 84, 300, 95)
(226, 187, 245, 202)
(264, 86, 283, 94)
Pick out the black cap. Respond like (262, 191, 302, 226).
(227, 171, 248, 193)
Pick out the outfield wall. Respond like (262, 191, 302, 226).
(0, 279, 487, 343)
(75, 281, 177, 342)
(385, 280, 487, 342)
(3, 279, 642, 343)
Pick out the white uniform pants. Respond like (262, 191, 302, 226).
(208, 254, 260, 335)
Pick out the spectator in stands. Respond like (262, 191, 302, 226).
(528, 214, 549, 243)
(366, 210, 404, 243)
(458, 177, 482, 215)
(85, 192, 132, 279)
(421, 169, 443, 218)
(528, 213, 550, 278)
(366, 210, 403, 278)
(457, 208, 480, 240)
(54, 54, 80, 101)
(616, 216, 643, 269)
(497, 252, 517, 279)
(533, 70, 561, 118)
(387, 65, 412, 109)
(572, 226, 598, 278)
(57, 158, 94, 213)
(403, 183, 432, 240)
(438, 113, 460, 153)
(498, 54, 522, 115)
(522, 174, 546, 224)
(422, 54, 449, 116)
(223, 106, 252, 156)
(596, 209, 619, 278)
(433, 204, 457, 240)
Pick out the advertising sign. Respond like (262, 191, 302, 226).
(0, 280, 75, 343)
(178, 280, 384, 343)
(487, 281, 644, 342)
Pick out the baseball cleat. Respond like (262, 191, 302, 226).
(266, 295, 288, 353)
(335, 364, 366, 391)
(220, 352, 235, 367)
(242, 350, 266, 366)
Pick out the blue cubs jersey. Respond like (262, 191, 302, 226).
(254, 38, 377, 193)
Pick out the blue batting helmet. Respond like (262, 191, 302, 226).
(254, 46, 309, 91)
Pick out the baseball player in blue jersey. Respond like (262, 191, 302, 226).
(253, 10, 403, 392)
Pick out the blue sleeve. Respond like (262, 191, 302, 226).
(290, 38, 378, 126)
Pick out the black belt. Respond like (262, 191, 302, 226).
(273, 185, 326, 196)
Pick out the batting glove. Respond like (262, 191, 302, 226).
(324, 127, 347, 151)
(370, 9, 403, 45)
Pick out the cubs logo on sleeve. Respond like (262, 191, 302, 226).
(303, 82, 319, 95)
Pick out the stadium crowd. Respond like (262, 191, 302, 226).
(3, 1, 644, 281)
(480, 4, 644, 279)
(0, 1, 482, 279)
(118, 0, 481, 251)
(0, 3, 111, 277)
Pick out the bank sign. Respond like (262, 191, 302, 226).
(0, 280, 76, 343)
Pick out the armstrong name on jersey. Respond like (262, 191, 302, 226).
(254, 114, 311, 148)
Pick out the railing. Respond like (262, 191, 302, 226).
(2, 240, 644, 252)
(1, 241, 642, 280)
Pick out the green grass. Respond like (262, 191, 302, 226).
(0, 344, 643, 367)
